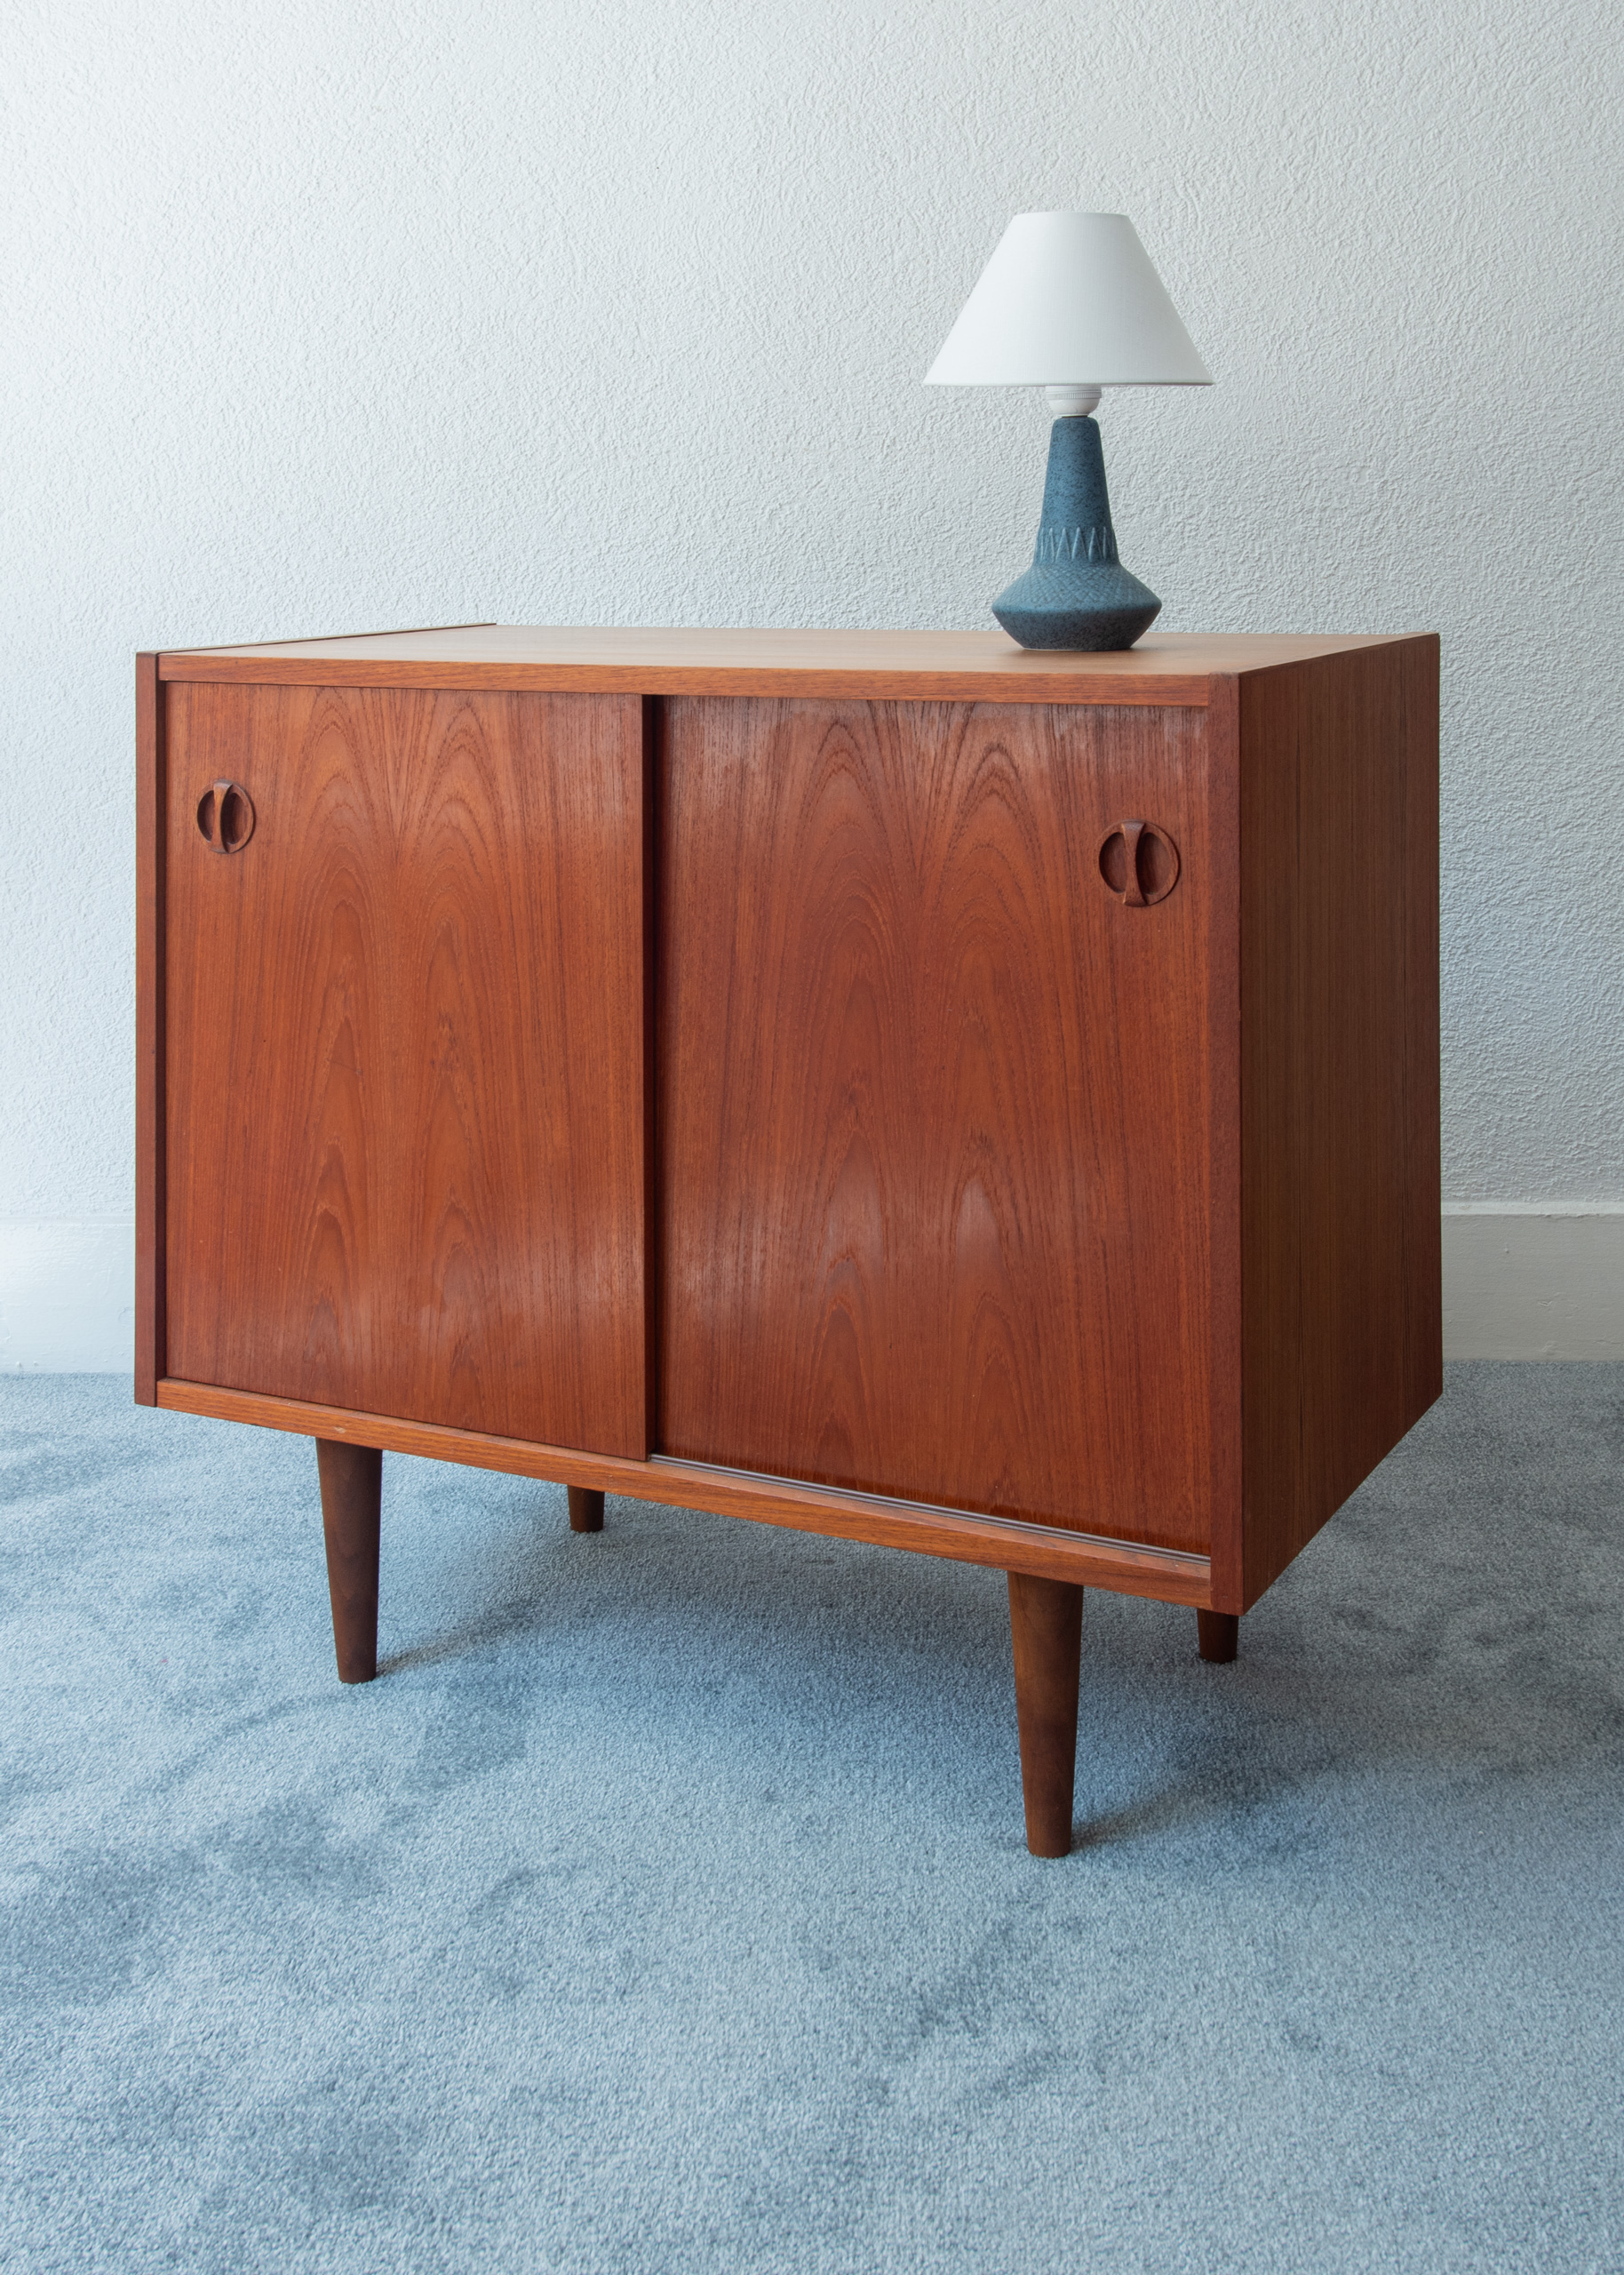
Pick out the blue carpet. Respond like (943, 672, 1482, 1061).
(2, 1367, 1621, 2272)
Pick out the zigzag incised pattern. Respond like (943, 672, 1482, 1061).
(1035, 525, 1119, 566)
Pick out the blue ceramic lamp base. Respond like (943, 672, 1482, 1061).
(992, 413, 1160, 651)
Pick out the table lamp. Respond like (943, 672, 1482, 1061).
(927, 211, 1212, 650)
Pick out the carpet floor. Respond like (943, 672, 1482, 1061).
(2, 1366, 1621, 2272)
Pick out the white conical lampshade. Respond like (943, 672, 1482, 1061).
(926, 212, 1212, 387)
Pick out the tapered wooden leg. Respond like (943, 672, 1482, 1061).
(567, 1487, 604, 1533)
(1198, 1609, 1238, 1663)
(315, 1440, 382, 1684)
(1007, 1572, 1084, 1857)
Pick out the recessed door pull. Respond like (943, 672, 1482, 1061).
(1098, 818, 1179, 906)
(196, 779, 255, 855)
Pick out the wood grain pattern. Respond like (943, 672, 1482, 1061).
(1238, 637, 1442, 1607)
(135, 653, 165, 1405)
(155, 1378, 1215, 1604)
(163, 684, 649, 1454)
(659, 698, 1223, 1554)
(157, 627, 1411, 706)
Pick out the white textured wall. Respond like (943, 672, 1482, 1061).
(4, 0, 1621, 1363)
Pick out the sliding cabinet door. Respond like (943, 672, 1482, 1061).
(659, 697, 1222, 1554)
(163, 682, 649, 1455)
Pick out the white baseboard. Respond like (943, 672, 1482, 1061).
(1441, 1205, 1624, 1360)
(0, 1217, 134, 1373)
(2, 1208, 1620, 1373)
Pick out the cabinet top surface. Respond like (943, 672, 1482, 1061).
(156, 624, 1432, 706)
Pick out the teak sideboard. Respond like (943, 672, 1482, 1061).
(136, 625, 1441, 1855)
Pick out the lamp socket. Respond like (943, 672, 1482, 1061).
(1045, 385, 1103, 419)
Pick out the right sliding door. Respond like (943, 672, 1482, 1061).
(658, 697, 1227, 1556)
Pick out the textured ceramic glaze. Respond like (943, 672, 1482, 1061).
(992, 416, 1161, 650)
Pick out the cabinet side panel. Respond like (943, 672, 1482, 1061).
(1203, 676, 1245, 1614)
(135, 655, 165, 1403)
(1403, 643, 1444, 1422)
(641, 695, 660, 1454)
(660, 697, 1218, 1553)
(1239, 641, 1442, 1605)
(164, 685, 648, 1455)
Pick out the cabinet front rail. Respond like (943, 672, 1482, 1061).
(155, 1379, 1213, 1607)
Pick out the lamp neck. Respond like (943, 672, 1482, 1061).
(1032, 414, 1119, 570)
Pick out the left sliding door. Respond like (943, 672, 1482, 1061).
(160, 682, 650, 1456)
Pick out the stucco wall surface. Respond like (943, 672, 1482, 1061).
(3, 0, 1621, 1263)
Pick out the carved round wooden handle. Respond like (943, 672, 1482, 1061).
(196, 779, 255, 855)
(1098, 819, 1179, 906)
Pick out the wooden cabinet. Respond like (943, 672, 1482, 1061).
(137, 627, 1440, 1854)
